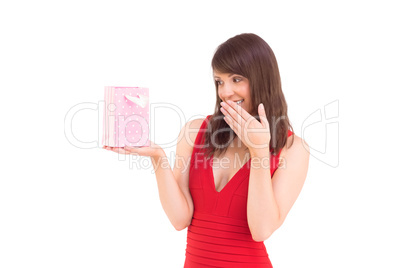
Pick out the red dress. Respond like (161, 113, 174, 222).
(184, 115, 293, 268)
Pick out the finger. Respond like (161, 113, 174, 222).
(258, 103, 269, 128)
(111, 147, 132, 155)
(220, 101, 242, 126)
(124, 146, 141, 155)
(223, 114, 240, 138)
(221, 107, 240, 135)
(124, 145, 137, 152)
(111, 147, 123, 154)
(225, 100, 253, 124)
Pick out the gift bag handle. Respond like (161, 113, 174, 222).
(124, 94, 149, 108)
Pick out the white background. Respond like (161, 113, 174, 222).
(1, 0, 401, 267)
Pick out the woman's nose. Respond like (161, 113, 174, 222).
(219, 85, 234, 100)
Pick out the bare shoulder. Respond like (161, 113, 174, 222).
(181, 117, 206, 148)
(280, 133, 310, 161)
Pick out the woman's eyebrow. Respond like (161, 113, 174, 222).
(214, 73, 236, 78)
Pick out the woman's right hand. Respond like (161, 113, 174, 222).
(103, 140, 165, 158)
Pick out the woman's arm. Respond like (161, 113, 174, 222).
(151, 152, 191, 230)
(150, 118, 204, 231)
(247, 135, 310, 241)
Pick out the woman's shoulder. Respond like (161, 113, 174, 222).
(186, 115, 212, 130)
(181, 116, 209, 148)
(280, 132, 310, 161)
(186, 116, 208, 130)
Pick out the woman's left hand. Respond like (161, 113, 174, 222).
(220, 100, 271, 157)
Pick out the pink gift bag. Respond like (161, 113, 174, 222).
(102, 86, 150, 147)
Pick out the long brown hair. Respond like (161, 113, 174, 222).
(201, 33, 294, 159)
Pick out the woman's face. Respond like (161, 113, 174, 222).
(213, 70, 252, 114)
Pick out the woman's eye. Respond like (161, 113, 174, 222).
(234, 78, 242, 82)
(216, 80, 223, 85)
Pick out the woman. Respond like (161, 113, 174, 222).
(104, 33, 310, 267)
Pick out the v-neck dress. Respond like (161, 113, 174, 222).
(183, 115, 293, 268)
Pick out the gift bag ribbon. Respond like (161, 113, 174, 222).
(124, 93, 149, 108)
